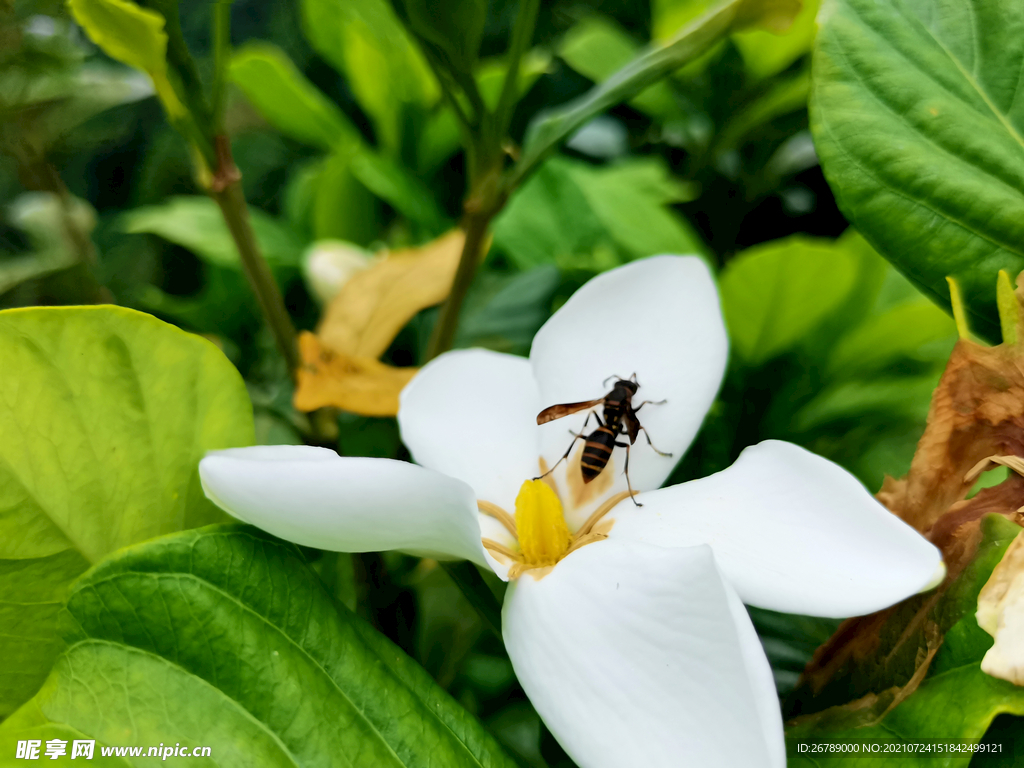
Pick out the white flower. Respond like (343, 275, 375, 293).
(200, 256, 943, 768)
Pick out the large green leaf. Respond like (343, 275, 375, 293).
(810, 0, 1024, 342)
(786, 515, 1024, 766)
(121, 196, 305, 269)
(0, 526, 519, 768)
(719, 235, 860, 364)
(0, 306, 254, 719)
(229, 43, 361, 152)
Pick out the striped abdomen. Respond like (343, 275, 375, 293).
(581, 426, 616, 483)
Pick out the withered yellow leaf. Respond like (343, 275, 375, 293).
(318, 229, 466, 359)
(294, 332, 417, 416)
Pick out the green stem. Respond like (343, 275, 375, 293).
(491, 0, 540, 143)
(208, 137, 301, 376)
(439, 561, 503, 640)
(210, 0, 232, 131)
(425, 205, 495, 360)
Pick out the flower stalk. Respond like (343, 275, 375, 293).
(208, 136, 301, 376)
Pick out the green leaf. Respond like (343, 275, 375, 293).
(572, 159, 705, 260)
(493, 156, 706, 271)
(66, 0, 185, 119)
(399, 0, 486, 75)
(349, 151, 449, 234)
(559, 16, 676, 117)
(302, 0, 438, 153)
(715, 68, 810, 152)
(793, 376, 938, 432)
(827, 300, 957, 377)
(810, 0, 1024, 342)
(313, 153, 381, 244)
(121, 196, 305, 269)
(786, 515, 1024, 766)
(456, 265, 560, 355)
(733, 0, 820, 79)
(0, 526, 519, 768)
(229, 42, 362, 152)
(719, 235, 860, 364)
(749, 607, 842, 697)
(513, 0, 801, 185)
(0, 306, 253, 720)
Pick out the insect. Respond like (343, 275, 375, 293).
(535, 374, 671, 506)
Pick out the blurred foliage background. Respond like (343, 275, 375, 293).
(0, 0, 968, 764)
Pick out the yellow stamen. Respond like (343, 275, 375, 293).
(482, 538, 519, 560)
(575, 490, 635, 538)
(477, 500, 518, 538)
(515, 479, 571, 567)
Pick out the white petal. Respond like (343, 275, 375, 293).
(399, 348, 541, 511)
(608, 440, 943, 617)
(723, 580, 786, 768)
(502, 540, 783, 768)
(199, 445, 489, 567)
(530, 256, 728, 492)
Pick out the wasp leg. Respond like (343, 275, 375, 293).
(535, 411, 593, 480)
(637, 426, 672, 457)
(614, 440, 642, 507)
(631, 399, 667, 414)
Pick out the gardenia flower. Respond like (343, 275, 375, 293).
(200, 256, 944, 768)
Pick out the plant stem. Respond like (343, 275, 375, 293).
(425, 205, 494, 360)
(491, 0, 540, 143)
(210, 0, 232, 131)
(208, 136, 301, 376)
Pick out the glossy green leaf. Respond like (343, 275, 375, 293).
(229, 42, 361, 152)
(786, 515, 1024, 766)
(559, 16, 676, 117)
(66, 0, 184, 118)
(0, 526, 519, 768)
(0, 306, 253, 719)
(513, 0, 801, 184)
(399, 0, 486, 75)
(301, 0, 437, 152)
(121, 196, 305, 269)
(494, 156, 706, 271)
(720, 235, 860, 364)
(810, 0, 1024, 342)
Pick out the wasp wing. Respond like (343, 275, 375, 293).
(536, 398, 604, 425)
(624, 408, 641, 444)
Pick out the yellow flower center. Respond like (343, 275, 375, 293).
(478, 473, 636, 579)
(515, 479, 571, 567)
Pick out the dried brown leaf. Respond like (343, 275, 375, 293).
(318, 229, 465, 359)
(293, 332, 417, 416)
